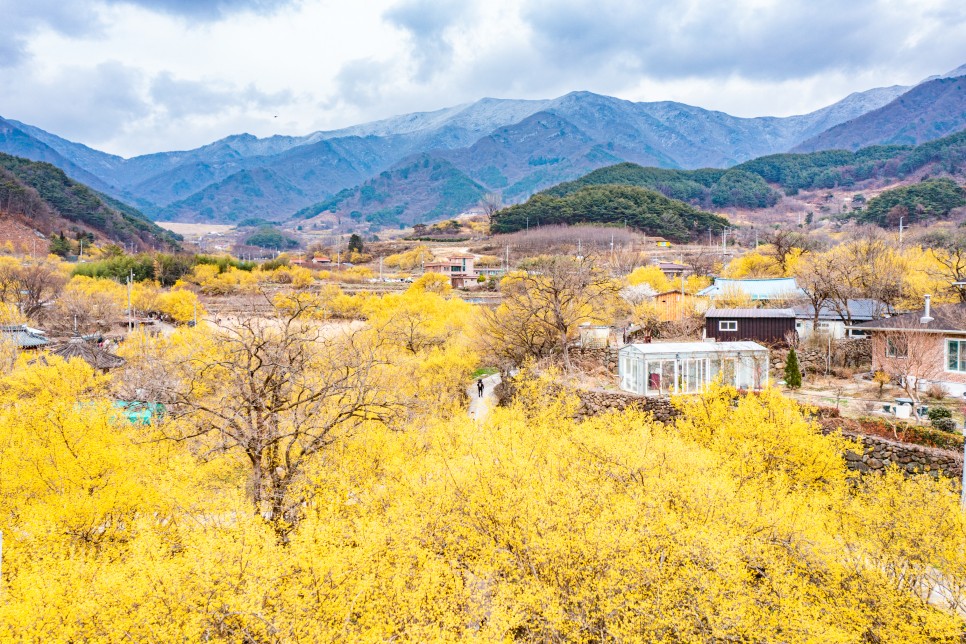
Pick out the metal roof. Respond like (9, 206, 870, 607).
(851, 303, 966, 333)
(620, 341, 768, 355)
(793, 299, 883, 321)
(697, 277, 805, 299)
(705, 308, 796, 318)
(0, 324, 49, 348)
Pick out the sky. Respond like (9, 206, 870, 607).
(1, 0, 965, 158)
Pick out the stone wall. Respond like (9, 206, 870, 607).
(568, 346, 619, 371)
(573, 388, 678, 423)
(496, 373, 961, 479)
(772, 337, 871, 375)
(837, 431, 963, 479)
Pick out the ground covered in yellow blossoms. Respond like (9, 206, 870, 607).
(2, 352, 966, 641)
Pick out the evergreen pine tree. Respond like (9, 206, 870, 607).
(784, 348, 802, 389)
(348, 233, 364, 254)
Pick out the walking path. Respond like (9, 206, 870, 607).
(468, 373, 501, 422)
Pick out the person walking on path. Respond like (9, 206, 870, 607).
(477, 379, 484, 398)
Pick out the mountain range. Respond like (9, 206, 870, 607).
(1, 64, 965, 230)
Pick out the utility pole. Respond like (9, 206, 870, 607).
(127, 269, 134, 334)
(899, 216, 905, 247)
(610, 232, 615, 266)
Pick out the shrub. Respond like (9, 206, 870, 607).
(927, 406, 952, 421)
(926, 383, 950, 400)
(784, 348, 802, 389)
(932, 417, 958, 434)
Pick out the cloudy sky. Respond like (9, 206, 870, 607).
(2, 0, 965, 157)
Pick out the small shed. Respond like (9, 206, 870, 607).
(653, 291, 700, 322)
(618, 341, 769, 396)
(705, 308, 796, 345)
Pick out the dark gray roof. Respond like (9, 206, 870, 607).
(705, 308, 796, 319)
(793, 299, 884, 321)
(852, 303, 966, 333)
(0, 325, 49, 349)
(51, 338, 126, 370)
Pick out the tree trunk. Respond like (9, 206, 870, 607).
(561, 329, 571, 371)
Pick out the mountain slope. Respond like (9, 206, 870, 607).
(0, 118, 116, 194)
(0, 70, 938, 227)
(536, 129, 966, 215)
(158, 167, 307, 223)
(0, 153, 180, 249)
(296, 154, 486, 230)
(793, 76, 966, 152)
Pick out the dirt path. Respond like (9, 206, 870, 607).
(468, 373, 501, 422)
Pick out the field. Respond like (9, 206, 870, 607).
(155, 222, 236, 237)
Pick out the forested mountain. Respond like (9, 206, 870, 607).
(0, 153, 180, 249)
(295, 154, 486, 229)
(542, 164, 780, 208)
(794, 76, 966, 153)
(0, 75, 920, 227)
(855, 179, 966, 226)
(489, 184, 728, 242)
(536, 130, 966, 213)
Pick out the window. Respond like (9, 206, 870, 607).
(817, 321, 831, 330)
(948, 339, 966, 373)
(885, 336, 907, 358)
(719, 320, 737, 331)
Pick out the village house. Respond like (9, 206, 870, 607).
(697, 277, 805, 302)
(618, 341, 770, 396)
(793, 299, 884, 340)
(0, 324, 49, 350)
(655, 261, 688, 280)
(51, 337, 126, 373)
(852, 297, 966, 397)
(704, 308, 796, 345)
(653, 290, 701, 322)
(424, 253, 478, 288)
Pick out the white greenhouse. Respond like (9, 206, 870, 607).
(618, 341, 770, 396)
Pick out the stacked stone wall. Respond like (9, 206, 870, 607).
(496, 376, 961, 480)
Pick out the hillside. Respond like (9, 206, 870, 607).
(489, 184, 728, 242)
(544, 130, 966, 214)
(794, 76, 966, 153)
(0, 153, 180, 249)
(854, 178, 966, 226)
(296, 154, 486, 230)
(542, 163, 780, 209)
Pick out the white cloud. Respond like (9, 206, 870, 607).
(0, 0, 964, 156)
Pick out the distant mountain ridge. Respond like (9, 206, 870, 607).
(793, 76, 966, 152)
(0, 63, 963, 228)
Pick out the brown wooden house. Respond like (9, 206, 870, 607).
(704, 308, 796, 345)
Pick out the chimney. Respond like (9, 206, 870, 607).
(920, 294, 934, 325)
